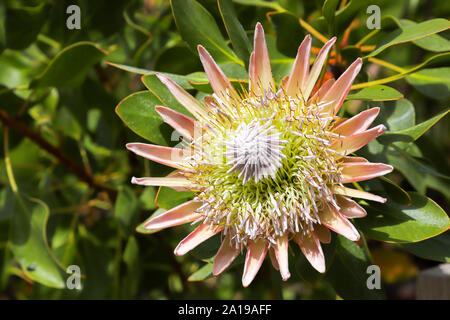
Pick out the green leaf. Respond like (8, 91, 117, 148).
(322, 0, 340, 35)
(183, 65, 248, 93)
(268, 12, 305, 58)
(136, 208, 166, 235)
(54, 106, 82, 140)
(171, 0, 242, 65)
(218, 0, 252, 68)
(379, 109, 450, 144)
(231, 0, 283, 10)
(188, 263, 213, 281)
(4, 3, 50, 50)
(77, 225, 114, 299)
(11, 194, 65, 288)
(121, 235, 140, 298)
(353, 52, 450, 89)
(30, 42, 107, 88)
(266, 35, 294, 80)
(311, 0, 373, 38)
(399, 232, 450, 262)
(155, 187, 194, 210)
(115, 90, 180, 145)
(346, 85, 404, 101)
(139, 186, 157, 211)
(378, 176, 411, 205)
(0, 187, 14, 220)
(355, 192, 450, 243)
(370, 99, 415, 132)
(406, 67, 450, 100)
(154, 45, 202, 75)
(141, 74, 194, 118)
(325, 235, 385, 300)
(107, 61, 210, 90)
(397, 19, 450, 52)
(367, 17, 450, 57)
(115, 186, 139, 236)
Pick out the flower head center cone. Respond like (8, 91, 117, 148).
(225, 120, 286, 184)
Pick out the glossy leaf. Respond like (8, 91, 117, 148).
(406, 67, 450, 100)
(325, 235, 385, 300)
(367, 18, 450, 57)
(141, 74, 194, 118)
(353, 52, 450, 90)
(155, 187, 194, 210)
(218, 0, 252, 68)
(355, 192, 450, 243)
(370, 99, 415, 131)
(400, 232, 450, 262)
(171, 0, 242, 65)
(106, 62, 203, 89)
(135, 208, 166, 235)
(11, 195, 65, 288)
(346, 85, 403, 101)
(379, 109, 450, 144)
(395, 18, 450, 52)
(115, 86, 192, 146)
(31, 42, 107, 88)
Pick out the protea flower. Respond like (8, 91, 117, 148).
(126, 23, 393, 287)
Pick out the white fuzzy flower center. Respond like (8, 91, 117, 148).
(224, 120, 286, 183)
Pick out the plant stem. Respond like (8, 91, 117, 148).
(0, 109, 117, 199)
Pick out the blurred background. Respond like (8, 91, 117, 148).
(0, 0, 448, 299)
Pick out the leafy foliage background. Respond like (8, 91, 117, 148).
(0, 0, 449, 299)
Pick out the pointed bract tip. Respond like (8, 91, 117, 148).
(317, 265, 326, 273)
(197, 44, 206, 55)
(385, 164, 394, 174)
(174, 245, 184, 256)
(281, 272, 291, 281)
(125, 143, 137, 151)
(378, 124, 387, 133)
(154, 105, 165, 115)
(254, 22, 264, 36)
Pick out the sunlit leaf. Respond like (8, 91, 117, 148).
(171, 0, 242, 65)
(346, 85, 403, 101)
(367, 17, 450, 57)
(155, 187, 194, 210)
(355, 192, 450, 243)
(218, 0, 252, 68)
(379, 109, 450, 144)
